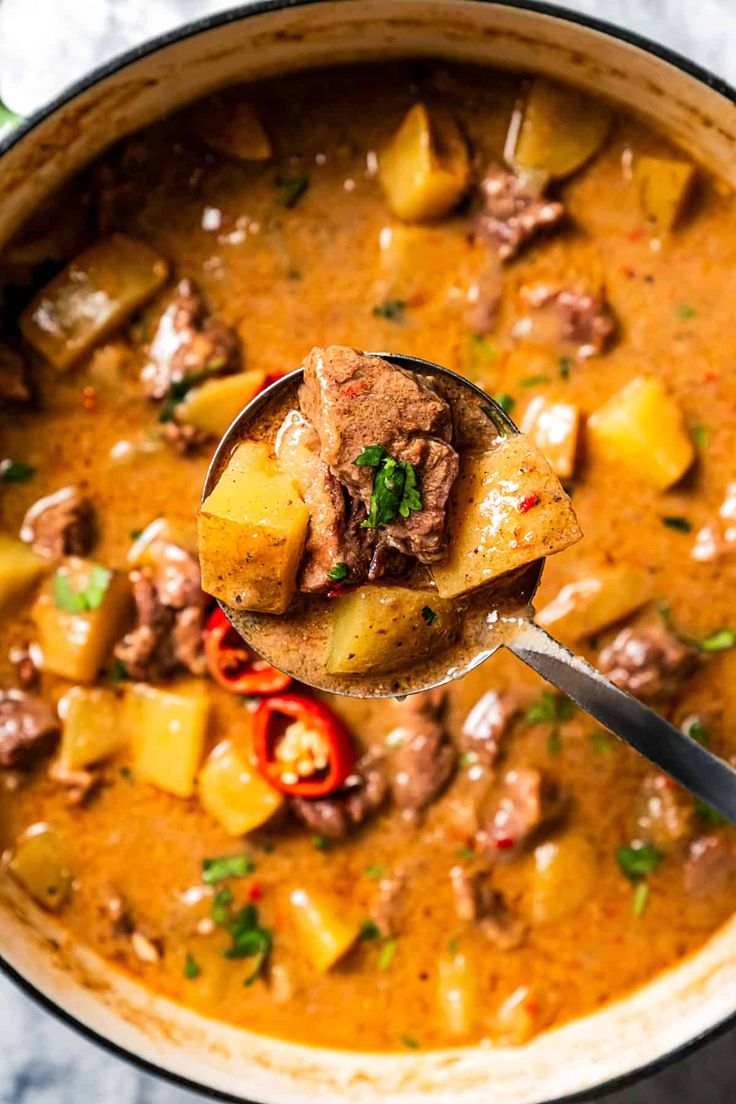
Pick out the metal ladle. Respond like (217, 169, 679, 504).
(202, 352, 736, 824)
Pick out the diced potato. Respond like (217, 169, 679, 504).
(175, 370, 268, 437)
(437, 951, 479, 1037)
(512, 78, 611, 179)
(198, 441, 310, 614)
(536, 564, 650, 642)
(0, 534, 46, 612)
(521, 397, 581, 480)
(33, 558, 132, 682)
(128, 681, 210, 798)
(379, 103, 470, 222)
(287, 887, 361, 972)
(8, 823, 72, 911)
(57, 686, 129, 770)
(529, 834, 598, 924)
(127, 516, 197, 566)
(198, 736, 284, 835)
(587, 376, 695, 490)
(635, 156, 695, 232)
(432, 437, 582, 600)
(20, 235, 168, 371)
(191, 99, 272, 161)
(376, 222, 467, 307)
(327, 586, 456, 675)
(491, 986, 540, 1045)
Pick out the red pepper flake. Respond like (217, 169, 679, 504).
(628, 227, 646, 243)
(518, 493, 540, 514)
(494, 834, 515, 850)
(261, 372, 285, 392)
(620, 265, 636, 279)
(82, 386, 98, 411)
(525, 999, 540, 1014)
(248, 882, 264, 902)
(340, 380, 368, 399)
(703, 371, 720, 384)
(326, 583, 359, 600)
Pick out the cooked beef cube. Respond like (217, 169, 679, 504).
(460, 690, 519, 770)
(299, 346, 459, 563)
(476, 166, 565, 262)
(369, 869, 406, 937)
(449, 866, 526, 949)
(20, 486, 95, 559)
(599, 625, 698, 702)
(115, 538, 206, 681)
(163, 422, 208, 455)
(0, 690, 59, 768)
(290, 748, 387, 839)
(477, 767, 567, 858)
(519, 284, 616, 359)
(634, 774, 694, 849)
(141, 278, 239, 400)
(387, 690, 456, 819)
(684, 834, 736, 897)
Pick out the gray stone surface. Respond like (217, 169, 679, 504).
(0, 1, 735, 1101)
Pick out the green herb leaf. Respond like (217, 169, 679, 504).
(279, 174, 309, 209)
(559, 356, 572, 381)
(675, 303, 697, 320)
(202, 855, 255, 885)
(400, 1034, 420, 1049)
(327, 562, 348, 582)
(184, 953, 201, 979)
(221, 903, 273, 985)
(520, 374, 551, 387)
(588, 730, 614, 755)
(547, 729, 562, 756)
(456, 846, 475, 862)
(312, 834, 328, 851)
(108, 657, 129, 688)
(492, 393, 516, 416)
(632, 881, 649, 918)
(447, 937, 460, 956)
(421, 605, 438, 625)
(526, 690, 575, 725)
(377, 939, 398, 970)
(691, 424, 708, 450)
(372, 299, 406, 322)
(0, 102, 22, 136)
(682, 715, 710, 745)
(0, 459, 36, 483)
(356, 447, 422, 529)
(128, 528, 143, 541)
(354, 445, 388, 469)
(694, 797, 726, 825)
(700, 628, 736, 651)
(53, 564, 111, 613)
(359, 918, 382, 941)
(158, 370, 213, 423)
(365, 864, 384, 880)
(661, 515, 692, 533)
(616, 842, 661, 882)
(119, 765, 135, 783)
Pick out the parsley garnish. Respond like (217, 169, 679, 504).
(53, 563, 111, 613)
(223, 903, 273, 985)
(691, 424, 708, 449)
(589, 730, 614, 755)
(694, 797, 725, 825)
(675, 303, 697, 321)
(365, 864, 384, 880)
(184, 953, 201, 979)
(354, 445, 422, 528)
(158, 370, 212, 423)
(211, 886, 234, 926)
(520, 374, 551, 387)
(400, 1035, 420, 1049)
(372, 299, 406, 322)
(447, 937, 460, 956)
(278, 174, 309, 209)
(547, 729, 562, 756)
(312, 834, 328, 851)
(661, 515, 692, 532)
(119, 765, 136, 783)
(492, 393, 515, 415)
(359, 919, 382, 942)
(559, 356, 572, 381)
(129, 528, 143, 541)
(108, 657, 129, 688)
(682, 715, 709, 745)
(632, 881, 649, 918)
(0, 459, 36, 483)
(327, 562, 348, 582)
(658, 601, 736, 653)
(421, 605, 438, 625)
(377, 939, 398, 970)
(202, 855, 255, 885)
(526, 690, 575, 725)
(456, 846, 475, 862)
(469, 333, 497, 358)
(616, 842, 661, 881)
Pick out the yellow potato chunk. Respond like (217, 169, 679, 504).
(198, 736, 284, 836)
(437, 951, 479, 1037)
(536, 564, 650, 642)
(379, 103, 470, 222)
(327, 586, 456, 675)
(33, 558, 132, 682)
(0, 534, 46, 612)
(191, 99, 272, 161)
(521, 396, 581, 479)
(529, 834, 598, 924)
(175, 370, 268, 437)
(8, 823, 72, 911)
(127, 516, 197, 566)
(128, 681, 210, 798)
(432, 437, 582, 600)
(512, 78, 611, 179)
(587, 376, 695, 490)
(57, 686, 129, 770)
(491, 986, 540, 1045)
(635, 155, 695, 232)
(287, 887, 361, 972)
(198, 442, 310, 614)
(20, 235, 168, 371)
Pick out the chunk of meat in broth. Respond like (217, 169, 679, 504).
(633, 774, 694, 850)
(460, 690, 519, 770)
(515, 284, 616, 360)
(684, 834, 736, 897)
(449, 866, 526, 949)
(387, 690, 456, 821)
(477, 767, 567, 859)
(0, 690, 59, 768)
(475, 166, 565, 262)
(599, 624, 698, 702)
(20, 486, 95, 559)
(290, 748, 388, 840)
(369, 869, 406, 937)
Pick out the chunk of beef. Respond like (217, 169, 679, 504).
(461, 690, 519, 770)
(599, 625, 698, 702)
(477, 767, 567, 858)
(387, 690, 456, 820)
(369, 869, 406, 937)
(299, 346, 459, 563)
(0, 690, 59, 768)
(684, 834, 736, 897)
(163, 422, 208, 456)
(141, 278, 239, 400)
(518, 284, 616, 360)
(449, 866, 526, 949)
(290, 748, 387, 840)
(115, 538, 206, 681)
(634, 773, 694, 849)
(20, 486, 95, 559)
(476, 166, 565, 263)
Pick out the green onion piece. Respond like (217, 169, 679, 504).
(632, 882, 649, 918)
(202, 855, 255, 885)
(616, 842, 661, 881)
(184, 953, 201, 979)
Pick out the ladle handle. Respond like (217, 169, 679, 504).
(507, 619, 736, 825)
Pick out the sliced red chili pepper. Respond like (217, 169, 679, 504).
(253, 693, 356, 797)
(518, 493, 540, 514)
(204, 608, 292, 695)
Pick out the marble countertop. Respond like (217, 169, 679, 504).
(1, 1, 735, 1101)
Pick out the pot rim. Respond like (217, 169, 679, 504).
(1, 0, 735, 1100)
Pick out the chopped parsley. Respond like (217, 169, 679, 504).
(119, 765, 136, 783)
(0, 459, 36, 483)
(658, 601, 736, 653)
(559, 356, 572, 381)
(682, 715, 710, 745)
(359, 919, 382, 942)
(278, 174, 309, 208)
(588, 730, 614, 755)
(327, 562, 349, 582)
(108, 657, 129, 688)
(312, 834, 328, 851)
(456, 846, 475, 862)
(691, 424, 708, 449)
(53, 563, 111, 613)
(694, 797, 726, 825)
(184, 953, 201, 979)
(202, 855, 255, 885)
(547, 729, 562, 756)
(400, 1035, 420, 1049)
(129, 528, 143, 541)
(616, 842, 662, 882)
(421, 605, 438, 625)
(221, 902, 273, 985)
(492, 392, 516, 416)
(661, 515, 692, 532)
(469, 333, 497, 359)
(364, 864, 384, 880)
(372, 299, 406, 322)
(354, 445, 422, 528)
(631, 882, 650, 918)
(526, 690, 575, 725)
(377, 939, 398, 970)
(675, 303, 697, 321)
(447, 937, 460, 956)
(520, 374, 551, 387)
(158, 370, 211, 423)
